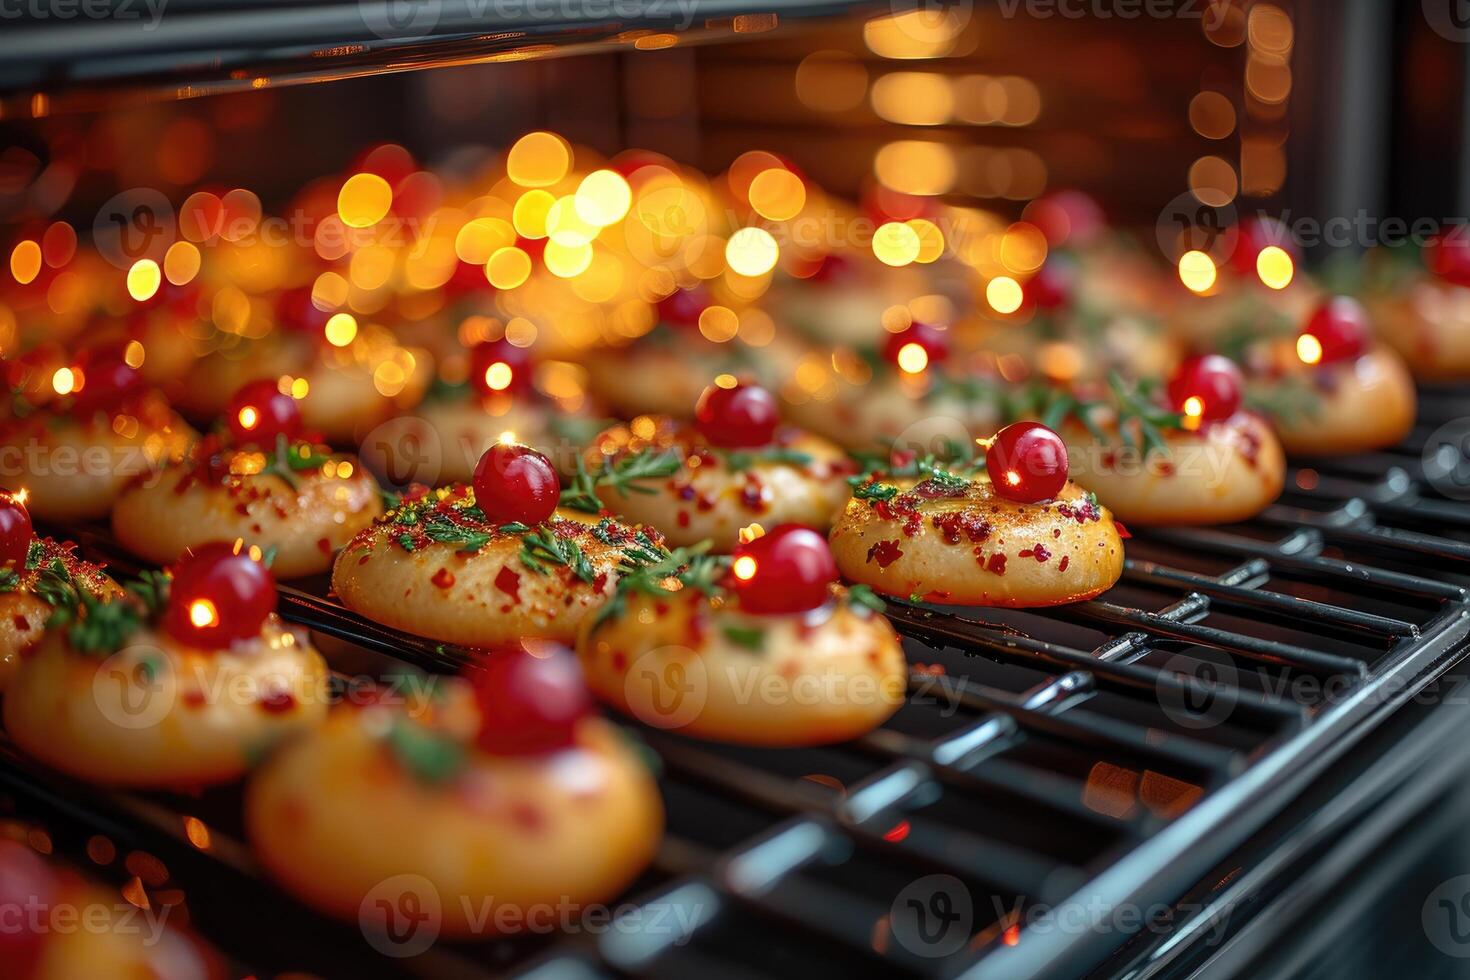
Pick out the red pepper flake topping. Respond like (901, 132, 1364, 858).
(1054, 500, 1103, 524)
(1114, 520, 1133, 540)
(1059, 555, 1070, 572)
(317, 537, 333, 555)
(1018, 544, 1051, 563)
(930, 511, 992, 545)
(494, 565, 521, 603)
(430, 567, 455, 589)
(986, 553, 1008, 575)
(867, 539, 904, 568)
(12, 615, 29, 631)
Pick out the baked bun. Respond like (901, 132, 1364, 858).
(1063, 412, 1285, 525)
(0, 390, 194, 521)
(577, 415, 853, 551)
(332, 485, 667, 646)
(112, 435, 382, 578)
(580, 575, 905, 746)
(830, 470, 1124, 606)
(5, 614, 327, 788)
(246, 651, 662, 937)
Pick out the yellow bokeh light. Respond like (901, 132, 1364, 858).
(543, 240, 594, 278)
(124, 340, 146, 368)
(189, 598, 219, 628)
(986, 276, 1024, 314)
(163, 241, 201, 286)
(507, 132, 571, 188)
(1257, 245, 1295, 289)
(51, 367, 76, 395)
(1178, 250, 1219, 293)
(513, 190, 557, 239)
(732, 555, 758, 580)
(748, 169, 807, 221)
(1183, 396, 1204, 418)
(896, 342, 929, 374)
(575, 170, 633, 227)
(10, 241, 41, 285)
(455, 218, 517, 265)
(698, 306, 740, 343)
(324, 312, 358, 347)
(725, 227, 780, 277)
(907, 218, 946, 263)
(237, 406, 259, 431)
(1296, 333, 1323, 365)
(873, 221, 921, 267)
(127, 259, 162, 301)
(874, 140, 956, 196)
(485, 362, 514, 390)
(486, 247, 532, 289)
(338, 173, 393, 229)
(546, 196, 600, 247)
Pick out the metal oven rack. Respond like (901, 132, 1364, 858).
(3, 388, 1470, 980)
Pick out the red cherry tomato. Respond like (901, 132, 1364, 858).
(72, 349, 144, 415)
(1301, 297, 1369, 365)
(1166, 354, 1243, 422)
(1426, 231, 1470, 287)
(1023, 256, 1077, 312)
(164, 541, 277, 650)
(1229, 216, 1297, 274)
(0, 839, 59, 978)
(0, 491, 33, 571)
(695, 382, 780, 449)
(472, 644, 592, 755)
(1024, 191, 1105, 248)
(882, 322, 950, 372)
(469, 339, 533, 397)
(730, 524, 839, 615)
(226, 379, 303, 445)
(986, 422, 1069, 504)
(656, 286, 710, 328)
(472, 444, 560, 526)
